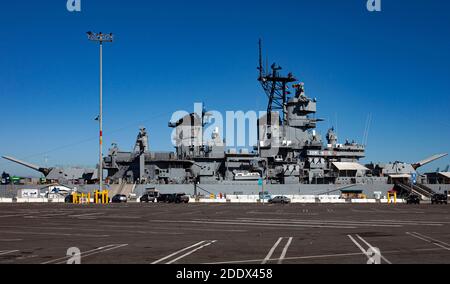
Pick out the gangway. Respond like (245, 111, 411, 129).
(396, 182, 434, 199)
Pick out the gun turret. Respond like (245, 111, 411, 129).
(2, 156, 52, 176)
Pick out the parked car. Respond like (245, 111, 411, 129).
(157, 193, 172, 203)
(259, 191, 272, 201)
(157, 193, 189, 203)
(111, 194, 127, 203)
(140, 193, 156, 203)
(268, 196, 291, 204)
(406, 194, 421, 205)
(431, 193, 448, 205)
(172, 193, 189, 204)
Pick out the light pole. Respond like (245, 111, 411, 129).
(87, 31, 113, 193)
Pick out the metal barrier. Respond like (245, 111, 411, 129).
(72, 190, 109, 204)
(387, 191, 397, 204)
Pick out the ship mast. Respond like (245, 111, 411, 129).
(257, 39, 296, 126)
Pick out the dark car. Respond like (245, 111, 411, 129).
(157, 193, 172, 203)
(268, 196, 291, 204)
(140, 193, 156, 203)
(111, 194, 127, 203)
(173, 193, 189, 204)
(431, 193, 448, 205)
(157, 193, 189, 203)
(406, 194, 421, 205)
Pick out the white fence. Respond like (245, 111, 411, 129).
(0, 196, 404, 204)
(191, 194, 405, 204)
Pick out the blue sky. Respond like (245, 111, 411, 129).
(1, 0, 449, 177)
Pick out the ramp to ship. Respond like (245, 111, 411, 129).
(396, 182, 434, 198)
(109, 183, 136, 196)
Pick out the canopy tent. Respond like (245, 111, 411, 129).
(388, 174, 412, 179)
(332, 162, 369, 171)
(438, 172, 450, 179)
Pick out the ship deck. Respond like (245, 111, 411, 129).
(0, 203, 449, 264)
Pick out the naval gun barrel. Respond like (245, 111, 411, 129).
(412, 153, 448, 170)
(2, 156, 51, 176)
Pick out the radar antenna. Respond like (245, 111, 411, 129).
(258, 39, 296, 125)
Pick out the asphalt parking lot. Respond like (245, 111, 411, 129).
(0, 203, 449, 264)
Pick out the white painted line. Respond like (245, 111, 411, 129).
(206, 252, 366, 264)
(56, 244, 128, 264)
(0, 214, 28, 218)
(237, 217, 439, 227)
(0, 250, 19, 256)
(411, 232, 450, 247)
(406, 232, 450, 251)
(41, 245, 116, 264)
(153, 219, 357, 229)
(371, 219, 449, 225)
(41, 244, 128, 264)
(151, 241, 206, 264)
(278, 237, 293, 264)
(166, 240, 217, 264)
(356, 234, 391, 264)
(0, 230, 109, 238)
(262, 237, 283, 264)
(205, 246, 450, 264)
(348, 235, 367, 256)
(69, 212, 104, 218)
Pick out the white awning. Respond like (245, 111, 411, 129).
(332, 162, 369, 171)
(388, 174, 411, 178)
(439, 172, 450, 179)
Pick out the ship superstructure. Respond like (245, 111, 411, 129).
(3, 42, 448, 198)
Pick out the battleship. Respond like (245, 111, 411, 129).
(2, 41, 450, 199)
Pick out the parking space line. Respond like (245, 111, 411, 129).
(411, 232, 450, 247)
(154, 219, 357, 229)
(356, 235, 391, 264)
(69, 212, 104, 218)
(278, 237, 293, 264)
(262, 237, 294, 264)
(237, 217, 442, 227)
(348, 235, 367, 255)
(151, 240, 217, 264)
(406, 232, 450, 251)
(0, 250, 19, 256)
(41, 244, 128, 264)
(206, 252, 366, 264)
(205, 246, 450, 264)
(0, 230, 109, 238)
(166, 240, 217, 264)
(72, 244, 128, 263)
(262, 237, 283, 264)
(348, 234, 390, 264)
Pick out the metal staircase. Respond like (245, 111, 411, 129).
(396, 182, 434, 198)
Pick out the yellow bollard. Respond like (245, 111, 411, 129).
(87, 193, 91, 204)
(101, 190, 109, 204)
(387, 191, 397, 204)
